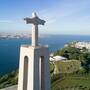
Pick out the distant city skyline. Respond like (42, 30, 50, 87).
(0, 0, 90, 35)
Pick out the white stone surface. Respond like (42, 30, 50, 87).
(24, 12, 45, 46)
(18, 12, 51, 90)
(32, 24, 38, 46)
(18, 45, 51, 90)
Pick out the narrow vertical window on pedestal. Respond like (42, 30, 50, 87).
(23, 56, 29, 90)
(40, 56, 45, 90)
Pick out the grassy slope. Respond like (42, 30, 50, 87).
(0, 70, 18, 89)
(0, 61, 90, 90)
(51, 60, 90, 90)
(51, 74, 90, 90)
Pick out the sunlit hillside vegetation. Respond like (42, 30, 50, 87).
(0, 45, 90, 90)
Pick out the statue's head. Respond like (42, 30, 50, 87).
(32, 12, 38, 18)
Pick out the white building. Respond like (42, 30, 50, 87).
(75, 41, 90, 49)
(50, 55, 67, 62)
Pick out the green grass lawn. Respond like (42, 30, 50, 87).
(51, 74, 90, 90)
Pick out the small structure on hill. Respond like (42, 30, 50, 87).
(50, 55, 67, 62)
(18, 12, 51, 90)
(53, 60, 81, 74)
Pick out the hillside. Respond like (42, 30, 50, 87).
(1, 71, 90, 90)
(0, 45, 90, 89)
(0, 85, 17, 90)
(0, 62, 90, 90)
(0, 70, 18, 89)
(52, 74, 90, 90)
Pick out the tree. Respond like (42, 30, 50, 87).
(54, 46, 90, 72)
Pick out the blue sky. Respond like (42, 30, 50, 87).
(0, 0, 90, 35)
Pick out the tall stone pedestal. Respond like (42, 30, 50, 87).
(18, 45, 51, 90)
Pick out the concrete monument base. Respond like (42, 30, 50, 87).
(18, 45, 51, 90)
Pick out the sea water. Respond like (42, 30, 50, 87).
(0, 35, 90, 75)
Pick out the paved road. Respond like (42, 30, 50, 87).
(0, 85, 17, 90)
